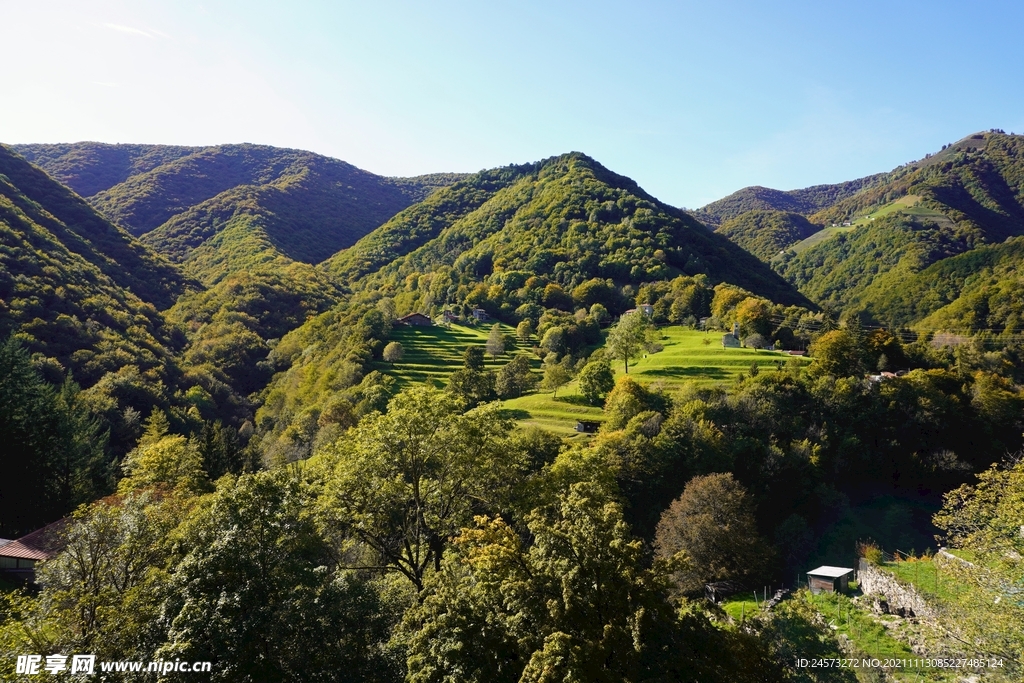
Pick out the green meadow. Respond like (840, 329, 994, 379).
(371, 322, 525, 388)
(790, 194, 953, 255)
(376, 323, 794, 434)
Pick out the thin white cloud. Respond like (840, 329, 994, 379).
(91, 81, 119, 88)
(103, 23, 154, 38)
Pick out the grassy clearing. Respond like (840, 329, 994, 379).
(800, 590, 923, 676)
(882, 556, 973, 606)
(371, 322, 530, 389)
(501, 390, 603, 436)
(621, 326, 789, 389)
(791, 225, 857, 253)
(508, 327, 791, 433)
(377, 324, 792, 433)
(720, 595, 761, 622)
(790, 195, 953, 255)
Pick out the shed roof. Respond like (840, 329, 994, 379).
(807, 565, 854, 579)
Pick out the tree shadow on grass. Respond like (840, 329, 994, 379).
(498, 408, 532, 420)
(638, 366, 730, 380)
(552, 394, 597, 407)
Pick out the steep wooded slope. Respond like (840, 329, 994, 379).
(13, 142, 196, 198)
(715, 210, 820, 262)
(0, 145, 189, 309)
(15, 143, 463, 278)
(0, 145, 181, 387)
(692, 174, 883, 227)
(329, 152, 809, 308)
(777, 132, 1024, 324)
(908, 236, 1024, 335)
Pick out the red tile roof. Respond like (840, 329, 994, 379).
(0, 518, 70, 562)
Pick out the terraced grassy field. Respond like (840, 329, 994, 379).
(375, 323, 795, 434)
(371, 323, 524, 388)
(789, 195, 953, 255)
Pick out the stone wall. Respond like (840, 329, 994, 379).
(857, 562, 935, 618)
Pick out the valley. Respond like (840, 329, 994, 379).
(1, 133, 1022, 682)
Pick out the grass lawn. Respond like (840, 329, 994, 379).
(806, 590, 917, 662)
(375, 324, 793, 434)
(370, 322, 530, 389)
(790, 225, 857, 254)
(720, 595, 761, 622)
(619, 326, 789, 389)
(882, 555, 973, 606)
(509, 327, 791, 433)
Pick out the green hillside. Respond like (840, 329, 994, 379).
(0, 143, 343, 436)
(364, 324, 791, 435)
(0, 145, 189, 309)
(257, 153, 811, 459)
(504, 326, 791, 433)
(16, 143, 464, 281)
(692, 174, 882, 227)
(368, 323, 518, 387)
(715, 210, 821, 261)
(775, 132, 1024, 324)
(13, 142, 196, 197)
(0, 145, 181, 389)
(911, 236, 1024, 336)
(331, 152, 809, 309)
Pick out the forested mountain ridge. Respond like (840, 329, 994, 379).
(0, 144, 182, 399)
(777, 132, 1024, 325)
(253, 153, 812, 460)
(14, 143, 464, 277)
(329, 152, 809, 309)
(691, 174, 883, 227)
(12, 142, 197, 197)
(0, 145, 190, 309)
(714, 210, 820, 261)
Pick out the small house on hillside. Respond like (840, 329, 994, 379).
(623, 305, 654, 317)
(0, 518, 70, 584)
(807, 566, 854, 594)
(575, 420, 601, 434)
(721, 334, 740, 349)
(442, 311, 461, 323)
(397, 313, 433, 327)
(471, 308, 490, 321)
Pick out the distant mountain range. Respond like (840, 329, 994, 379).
(14, 143, 463, 283)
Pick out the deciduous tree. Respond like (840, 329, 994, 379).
(577, 359, 615, 406)
(383, 340, 404, 365)
(486, 323, 505, 361)
(606, 311, 650, 373)
(316, 387, 520, 591)
(655, 473, 771, 594)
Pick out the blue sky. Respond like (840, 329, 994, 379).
(3, 0, 1024, 206)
